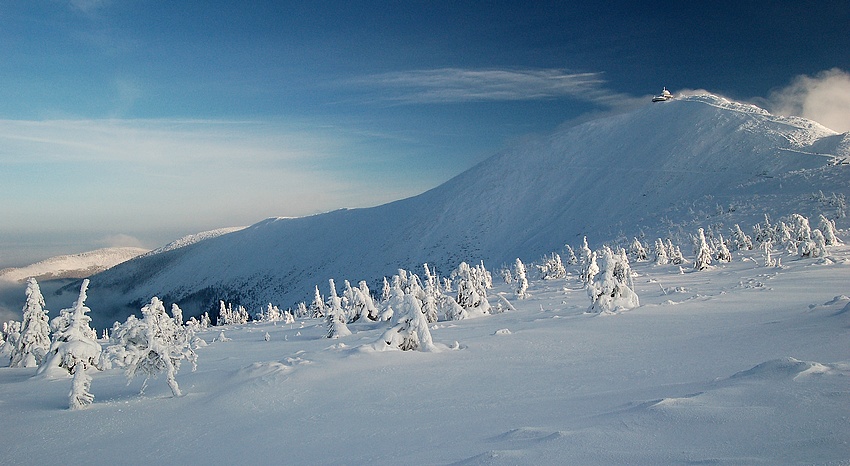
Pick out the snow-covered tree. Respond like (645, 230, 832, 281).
(376, 282, 436, 352)
(0, 320, 21, 365)
(380, 277, 391, 304)
(217, 301, 248, 326)
(818, 214, 840, 246)
(666, 238, 685, 265)
(325, 279, 351, 339)
(579, 237, 598, 283)
(514, 258, 529, 299)
(653, 238, 669, 265)
(171, 304, 184, 326)
(37, 280, 102, 410)
(10, 278, 51, 368)
(296, 302, 309, 319)
(629, 237, 648, 262)
(310, 285, 325, 318)
(380, 275, 405, 323)
(349, 280, 379, 322)
(713, 234, 732, 263)
(693, 228, 712, 271)
(453, 262, 491, 316)
(811, 229, 829, 258)
(761, 240, 779, 267)
(499, 265, 513, 284)
(106, 296, 197, 397)
(790, 213, 813, 243)
(442, 295, 467, 321)
(564, 244, 578, 265)
(421, 274, 441, 324)
(538, 253, 566, 280)
(586, 247, 639, 314)
(753, 214, 775, 245)
(730, 224, 753, 251)
(260, 303, 283, 322)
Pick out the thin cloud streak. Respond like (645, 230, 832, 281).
(0, 118, 433, 241)
(347, 68, 641, 107)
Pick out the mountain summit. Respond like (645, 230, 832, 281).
(86, 94, 850, 326)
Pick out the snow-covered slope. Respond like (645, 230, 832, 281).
(0, 247, 148, 283)
(86, 94, 850, 326)
(2, 241, 849, 464)
(140, 226, 246, 257)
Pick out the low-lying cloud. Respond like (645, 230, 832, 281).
(767, 68, 850, 133)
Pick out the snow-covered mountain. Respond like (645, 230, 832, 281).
(0, 247, 149, 283)
(86, 94, 850, 327)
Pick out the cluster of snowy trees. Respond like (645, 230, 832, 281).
(497, 211, 838, 314)
(302, 261, 498, 350)
(0, 278, 198, 410)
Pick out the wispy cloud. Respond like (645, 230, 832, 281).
(765, 68, 850, 133)
(68, 0, 112, 14)
(0, 118, 432, 241)
(346, 68, 643, 108)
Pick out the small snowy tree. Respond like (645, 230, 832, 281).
(538, 253, 566, 280)
(653, 238, 669, 265)
(753, 214, 774, 245)
(37, 280, 102, 410)
(514, 258, 529, 299)
(730, 224, 753, 251)
(693, 228, 712, 271)
(818, 214, 840, 246)
(629, 237, 648, 262)
(325, 279, 351, 339)
(453, 262, 491, 316)
(310, 285, 326, 318)
(106, 297, 197, 397)
(171, 304, 184, 327)
(296, 302, 309, 318)
(564, 244, 578, 265)
(421, 275, 441, 324)
(10, 278, 51, 368)
(499, 265, 513, 284)
(578, 236, 596, 283)
(586, 247, 639, 314)
(713, 234, 732, 263)
(377, 283, 436, 352)
(666, 238, 685, 265)
(763, 240, 779, 267)
(380, 277, 391, 304)
(811, 229, 829, 258)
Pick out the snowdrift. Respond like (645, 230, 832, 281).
(85, 94, 850, 326)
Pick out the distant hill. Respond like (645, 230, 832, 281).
(86, 94, 850, 328)
(0, 247, 149, 283)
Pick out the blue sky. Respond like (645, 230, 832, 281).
(1, 1, 849, 268)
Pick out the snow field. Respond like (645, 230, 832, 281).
(1, 240, 849, 464)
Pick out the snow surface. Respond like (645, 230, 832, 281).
(1, 241, 849, 464)
(81, 94, 850, 328)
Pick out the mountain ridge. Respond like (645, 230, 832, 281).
(85, 94, 850, 327)
(0, 247, 149, 283)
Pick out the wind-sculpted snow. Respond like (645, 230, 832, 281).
(86, 94, 850, 327)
